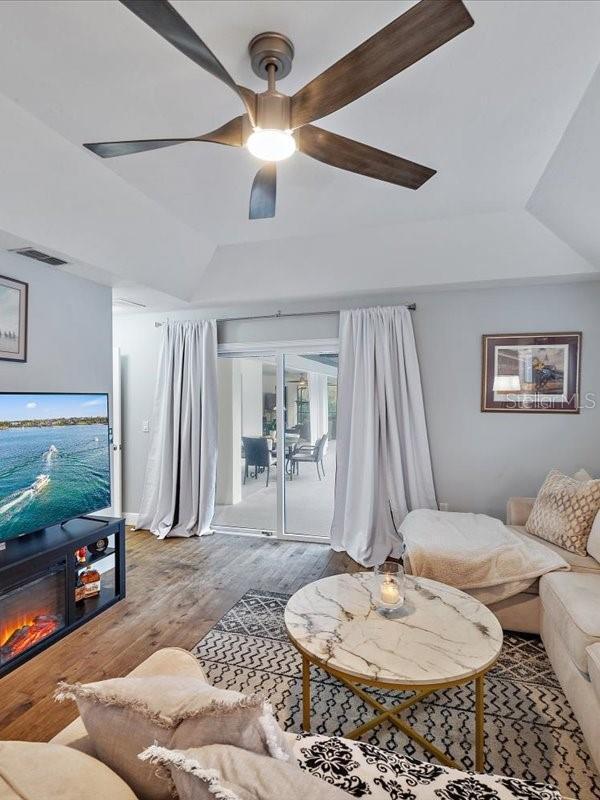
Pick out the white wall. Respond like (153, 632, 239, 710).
(0, 253, 113, 514)
(308, 372, 329, 443)
(215, 358, 263, 506)
(0, 252, 112, 394)
(114, 279, 600, 519)
(216, 360, 241, 506)
(240, 359, 262, 437)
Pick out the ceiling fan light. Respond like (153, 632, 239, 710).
(247, 128, 296, 162)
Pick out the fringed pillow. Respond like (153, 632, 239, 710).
(55, 676, 292, 800)
(139, 743, 349, 800)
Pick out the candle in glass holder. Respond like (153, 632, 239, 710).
(380, 577, 400, 605)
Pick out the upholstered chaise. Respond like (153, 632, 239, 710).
(486, 496, 600, 635)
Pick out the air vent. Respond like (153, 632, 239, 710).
(114, 298, 147, 309)
(10, 248, 68, 266)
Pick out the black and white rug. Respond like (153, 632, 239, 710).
(191, 589, 600, 800)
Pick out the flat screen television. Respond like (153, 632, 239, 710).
(0, 393, 111, 541)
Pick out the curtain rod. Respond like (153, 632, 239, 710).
(154, 303, 416, 328)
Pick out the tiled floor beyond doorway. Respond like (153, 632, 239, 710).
(212, 442, 336, 538)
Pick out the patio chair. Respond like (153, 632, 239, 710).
(288, 419, 311, 441)
(242, 436, 276, 487)
(289, 433, 329, 481)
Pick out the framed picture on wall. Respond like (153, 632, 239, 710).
(481, 332, 582, 413)
(0, 274, 28, 363)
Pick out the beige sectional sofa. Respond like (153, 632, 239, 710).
(487, 496, 600, 635)
(490, 497, 600, 773)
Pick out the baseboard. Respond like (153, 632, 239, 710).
(124, 512, 139, 527)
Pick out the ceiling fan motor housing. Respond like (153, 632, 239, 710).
(249, 32, 294, 81)
(255, 90, 292, 132)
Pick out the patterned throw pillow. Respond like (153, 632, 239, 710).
(526, 469, 600, 556)
(294, 734, 562, 800)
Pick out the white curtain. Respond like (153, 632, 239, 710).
(136, 320, 218, 539)
(330, 306, 437, 566)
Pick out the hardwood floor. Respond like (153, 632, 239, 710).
(0, 529, 359, 742)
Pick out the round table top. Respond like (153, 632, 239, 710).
(284, 572, 503, 687)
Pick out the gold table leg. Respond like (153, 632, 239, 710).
(294, 647, 492, 772)
(302, 654, 311, 733)
(475, 674, 485, 772)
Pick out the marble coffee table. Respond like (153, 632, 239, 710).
(284, 572, 503, 771)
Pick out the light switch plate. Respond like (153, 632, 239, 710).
(142, 420, 150, 433)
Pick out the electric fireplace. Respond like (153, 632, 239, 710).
(0, 516, 126, 678)
(0, 562, 66, 669)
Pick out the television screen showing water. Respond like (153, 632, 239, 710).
(0, 393, 110, 540)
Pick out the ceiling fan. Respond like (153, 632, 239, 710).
(84, 0, 474, 219)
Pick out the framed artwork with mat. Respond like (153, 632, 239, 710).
(0, 274, 28, 363)
(481, 332, 581, 413)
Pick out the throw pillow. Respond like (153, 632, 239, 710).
(0, 740, 137, 800)
(293, 734, 562, 800)
(525, 469, 600, 555)
(573, 468, 594, 482)
(572, 469, 600, 559)
(55, 675, 292, 800)
(138, 743, 349, 800)
(587, 509, 600, 563)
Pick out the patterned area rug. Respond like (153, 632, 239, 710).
(191, 589, 600, 800)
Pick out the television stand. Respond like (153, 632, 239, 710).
(0, 516, 126, 678)
(60, 516, 110, 533)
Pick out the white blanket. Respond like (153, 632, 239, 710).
(401, 509, 569, 605)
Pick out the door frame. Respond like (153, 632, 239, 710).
(111, 346, 123, 518)
(213, 338, 339, 542)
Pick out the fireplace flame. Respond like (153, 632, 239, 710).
(0, 612, 62, 665)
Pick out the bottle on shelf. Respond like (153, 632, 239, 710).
(80, 567, 101, 599)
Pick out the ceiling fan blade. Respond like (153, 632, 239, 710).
(196, 115, 245, 146)
(84, 116, 245, 159)
(119, 0, 256, 124)
(249, 163, 276, 220)
(83, 138, 192, 158)
(291, 0, 474, 128)
(298, 125, 435, 189)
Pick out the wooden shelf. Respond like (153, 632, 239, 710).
(74, 581, 116, 622)
(76, 547, 115, 570)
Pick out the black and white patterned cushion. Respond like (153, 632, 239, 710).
(293, 735, 562, 800)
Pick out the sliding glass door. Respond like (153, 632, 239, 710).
(212, 354, 278, 534)
(282, 353, 337, 539)
(211, 344, 338, 541)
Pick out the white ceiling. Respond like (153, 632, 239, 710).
(0, 0, 598, 308)
(528, 63, 600, 269)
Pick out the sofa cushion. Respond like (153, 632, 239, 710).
(51, 646, 207, 755)
(292, 734, 562, 800)
(55, 675, 292, 800)
(139, 743, 349, 800)
(539, 572, 600, 673)
(587, 643, 600, 705)
(0, 741, 137, 800)
(510, 525, 600, 574)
